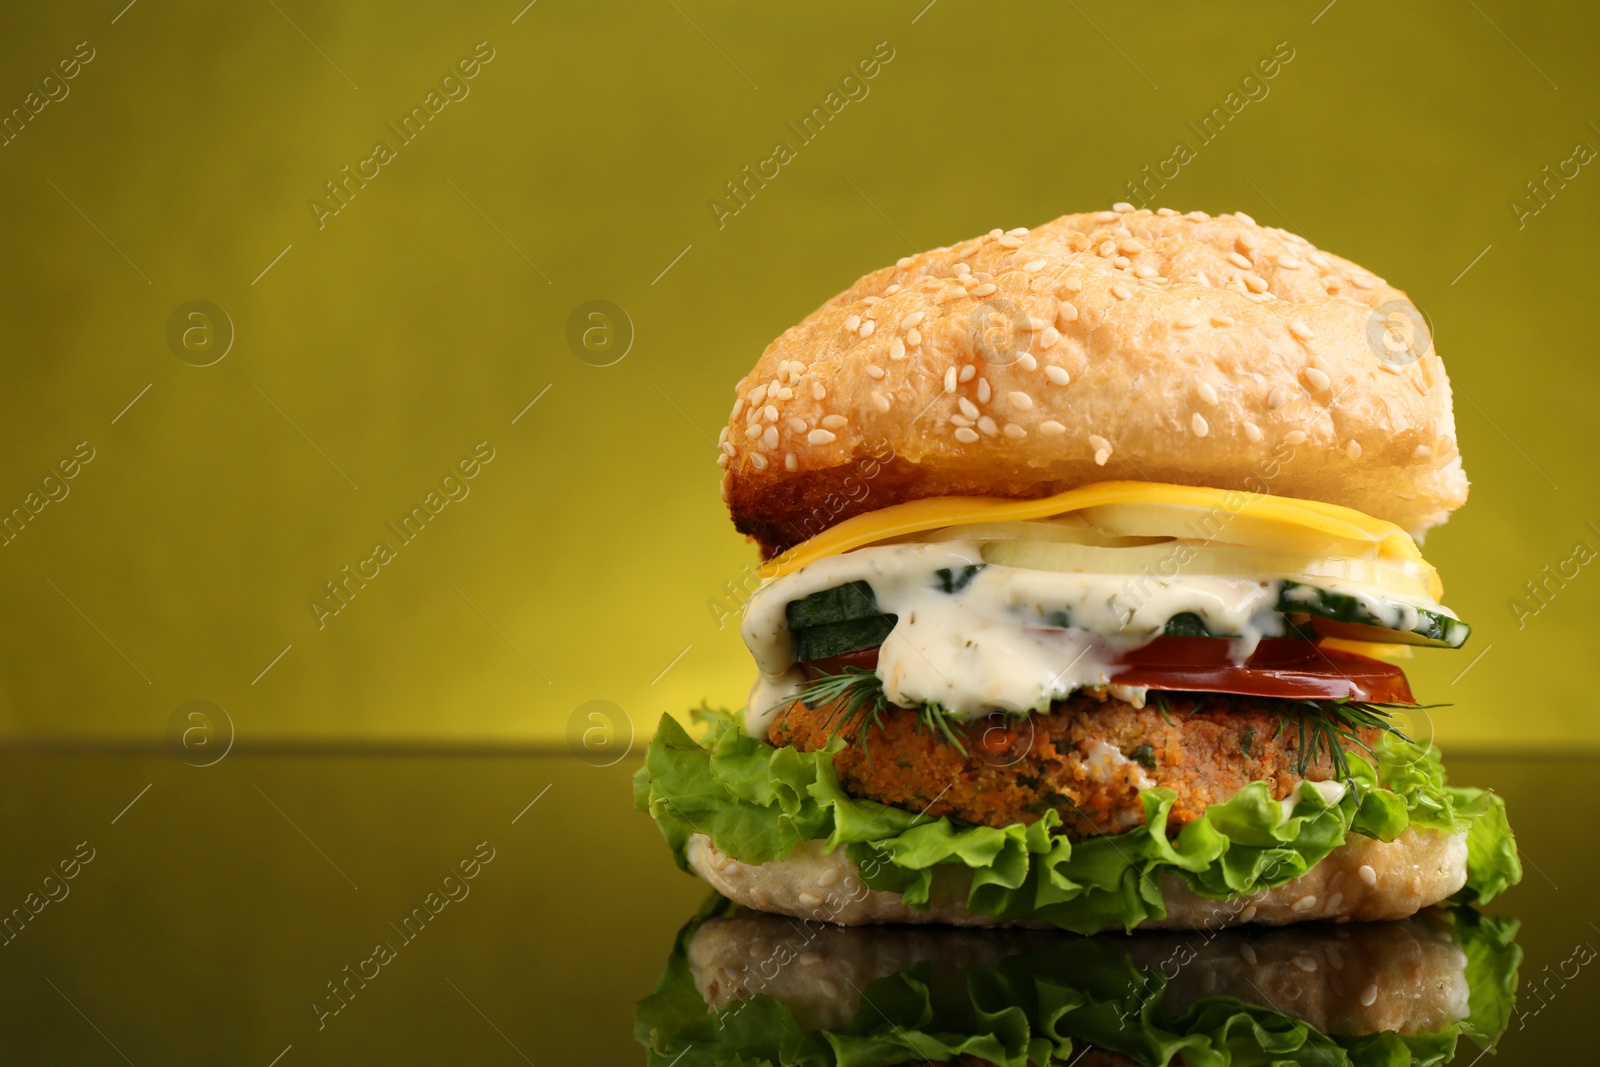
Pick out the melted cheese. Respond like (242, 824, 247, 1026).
(759, 482, 1437, 598)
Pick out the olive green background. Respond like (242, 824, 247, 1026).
(0, 0, 1595, 751)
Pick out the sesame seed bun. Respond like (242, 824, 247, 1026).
(685, 825, 1467, 930)
(719, 208, 1467, 555)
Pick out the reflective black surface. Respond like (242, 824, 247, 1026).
(0, 751, 1587, 1064)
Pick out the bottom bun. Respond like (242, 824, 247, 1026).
(685, 826, 1466, 930)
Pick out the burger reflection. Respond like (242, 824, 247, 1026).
(637, 898, 1519, 1067)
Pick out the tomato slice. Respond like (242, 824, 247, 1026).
(801, 637, 1413, 705)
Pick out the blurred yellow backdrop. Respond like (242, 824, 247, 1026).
(0, 1, 1594, 752)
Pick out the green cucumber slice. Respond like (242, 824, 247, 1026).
(1277, 580, 1470, 648)
(787, 580, 896, 662)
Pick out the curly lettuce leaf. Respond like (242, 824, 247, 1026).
(634, 899, 1522, 1067)
(634, 709, 1520, 933)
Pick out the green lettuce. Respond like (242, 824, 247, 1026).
(634, 898, 1522, 1067)
(634, 708, 1520, 933)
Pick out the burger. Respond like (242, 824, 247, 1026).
(636, 898, 1521, 1066)
(635, 206, 1520, 932)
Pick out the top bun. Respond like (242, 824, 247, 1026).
(718, 207, 1467, 556)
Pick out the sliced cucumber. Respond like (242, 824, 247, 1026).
(787, 580, 896, 662)
(1277, 580, 1470, 648)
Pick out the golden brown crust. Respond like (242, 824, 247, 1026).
(771, 691, 1364, 839)
(719, 208, 1467, 555)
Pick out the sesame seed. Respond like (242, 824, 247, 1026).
(1007, 227, 1029, 236)
(1294, 954, 1318, 973)
(1191, 412, 1209, 436)
(763, 426, 779, 448)
(1112, 255, 1131, 269)
(977, 415, 998, 436)
(952, 262, 970, 274)
(906, 328, 922, 346)
(786, 417, 806, 433)
(1026, 316, 1049, 331)
(718, 426, 730, 446)
(1289, 320, 1315, 341)
(890, 339, 906, 361)
(743, 424, 762, 440)
(1093, 447, 1111, 466)
(941, 287, 965, 301)
(871, 390, 890, 413)
(1040, 326, 1061, 348)
(821, 415, 848, 429)
(1062, 277, 1082, 293)
(1039, 420, 1067, 436)
(976, 377, 990, 402)
(807, 429, 836, 446)
(1238, 904, 1257, 923)
(1413, 445, 1431, 459)
(730, 399, 745, 420)
(1194, 271, 1213, 288)
(958, 397, 980, 419)
(1098, 240, 1117, 257)
(1157, 207, 1178, 216)
(1239, 944, 1258, 965)
(865, 365, 885, 380)
(749, 452, 768, 470)
(1211, 314, 1235, 327)
(1234, 211, 1256, 225)
(1227, 252, 1251, 270)
(859, 320, 876, 337)
(900, 311, 925, 329)
(959, 364, 977, 383)
(1134, 265, 1158, 279)
(1022, 258, 1047, 272)
(775, 386, 793, 400)
(1018, 353, 1038, 370)
(812, 382, 827, 400)
(750, 384, 768, 405)
(1305, 367, 1331, 391)
(1096, 211, 1118, 222)
(972, 282, 997, 297)
(1244, 421, 1263, 442)
(950, 414, 972, 428)
(1242, 272, 1269, 293)
(844, 314, 861, 332)
(1279, 254, 1304, 270)
(763, 405, 779, 422)
(997, 236, 1022, 249)
(988, 229, 1003, 238)
(954, 427, 980, 443)
(716, 453, 728, 468)
(1327, 892, 1344, 912)
(885, 284, 901, 294)
(1057, 301, 1079, 324)
(1358, 864, 1377, 886)
(784, 452, 797, 471)
(1043, 365, 1070, 387)
(1284, 430, 1308, 445)
(1267, 387, 1288, 409)
(1346, 439, 1362, 460)
(1088, 434, 1110, 452)
(1008, 390, 1034, 411)
(862, 296, 881, 305)
(944, 367, 957, 393)
(1111, 284, 1132, 300)
(896, 256, 913, 267)
(1359, 983, 1378, 1007)
(1174, 315, 1200, 329)
(1003, 422, 1026, 438)
(1291, 894, 1317, 913)
(1197, 383, 1219, 405)
(1112, 201, 1135, 213)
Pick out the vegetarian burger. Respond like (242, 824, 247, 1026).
(636, 207, 1520, 932)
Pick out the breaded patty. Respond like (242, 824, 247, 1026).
(770, 691, 1370, 839)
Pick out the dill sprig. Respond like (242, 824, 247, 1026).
(1273, 699, 1436, 780)
(795, 668, 969, 758)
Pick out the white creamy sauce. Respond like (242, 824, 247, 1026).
(741, 542, 1290, 736)
(1277, 778, 1349, 825)
(1082, 740, 1156, 791)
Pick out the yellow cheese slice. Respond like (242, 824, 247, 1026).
(758, 481, 1440, 599)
